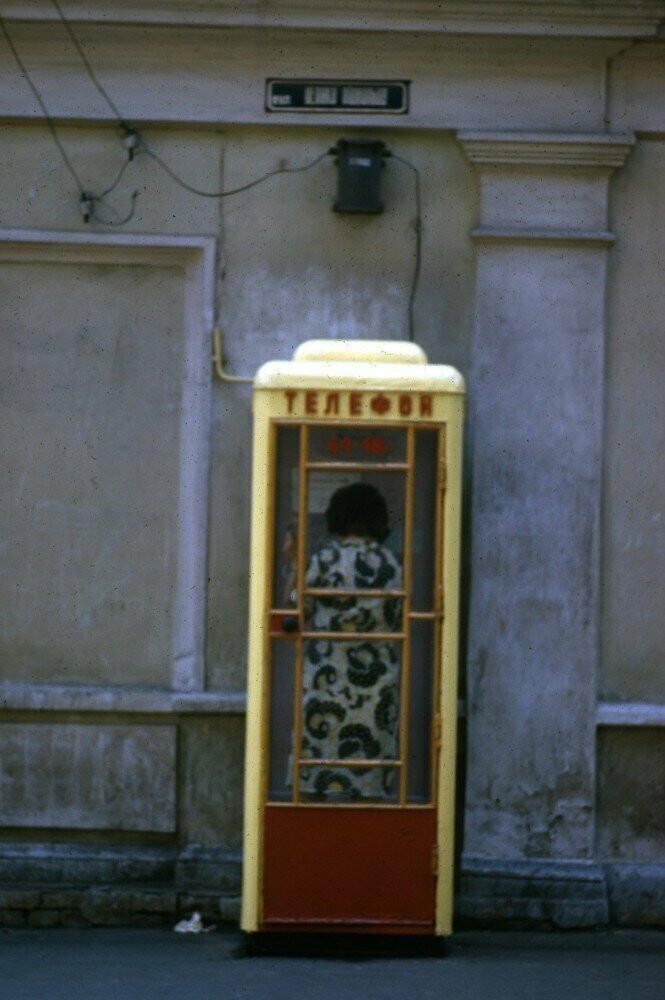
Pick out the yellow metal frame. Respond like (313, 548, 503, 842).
(241, 341, 465, 937)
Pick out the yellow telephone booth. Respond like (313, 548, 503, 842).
(241, 340, 465, 941)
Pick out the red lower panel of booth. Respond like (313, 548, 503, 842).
(262, 805, 437, 934)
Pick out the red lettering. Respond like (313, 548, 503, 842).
(370, 394, 391, 415)
(285, 390, 297, 414)
(349, 392, 362, 416)
(305, 390, 318, 415)
(361, 435, 390, 456)
(420, 394, 433, 417)
(324, 392, 340, 415)
(399, 395, 412, 416)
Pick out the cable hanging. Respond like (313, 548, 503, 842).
(390, 154, 422, 343)
(51, 0, 331, 201)
(0, 13, 85, 193)
(139, 145, 330, 199)
(0, 11, 138, 224)
(50, 0, 125, 124)
(7, 1, 423, 342)
(5, 3, 330, 212)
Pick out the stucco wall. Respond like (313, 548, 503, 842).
(596, 136, 665, 864)
(0, 1, 663, 926)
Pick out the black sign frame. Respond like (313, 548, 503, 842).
(265, 79, 409, 114)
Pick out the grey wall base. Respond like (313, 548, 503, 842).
(1, 846, 663, 930)
(458, 856, 665, 930)
(0, 844, 242, 929)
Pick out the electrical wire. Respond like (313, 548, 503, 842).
(92, 191, 139, 226)
(8, 0, 423, 347)
(99, 156, 131, 198)
(390, 154, 422, 343)
(50, 0, 125, 124)
(139, 144, 329, 199)
(51, 0, 330, 201)
(0, 13, 85, 193)
(0, 9, 137, 223)
(45, 2, 331, 207)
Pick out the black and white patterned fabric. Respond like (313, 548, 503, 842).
(299, 537, 402, 800)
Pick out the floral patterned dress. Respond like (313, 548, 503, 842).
(299, 537, 402, 800)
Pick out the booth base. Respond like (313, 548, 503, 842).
(262, 804, 438, 929)
(244, 931, 448, 958)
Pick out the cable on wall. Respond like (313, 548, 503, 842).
(0, 13, 85, 193)
(390, 154, 422, 343)
(6, 2, 425, 344)
(50, 0, 125, 124)
(3, 5, 331, 213)
(0, 12, 138, 225)
(50, 0, 332, 201)
(139, 145, 330, 199)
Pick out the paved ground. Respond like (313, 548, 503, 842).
(0, 927, 663, 1000)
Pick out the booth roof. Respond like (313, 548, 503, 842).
(254, 340, 465, 394)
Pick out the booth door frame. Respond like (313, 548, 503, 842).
(260, 419, 447, 934)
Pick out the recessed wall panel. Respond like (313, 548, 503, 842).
(0, 723, 176, 832)
(0, 260, 184, 687)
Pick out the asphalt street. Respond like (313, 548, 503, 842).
(0, 927, 663, 1000)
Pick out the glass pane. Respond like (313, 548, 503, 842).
(299, 765, 399, 804)
(272, 426, 300, 609)
(407, 621, 435, 803)
(308, 426, 406, 464)
(267, 640, 296, 802)
(298, 637, 401, 803)
(304, 589, 402, 634)
(411, 429, 439, 612)
(304, 471, 405, 578)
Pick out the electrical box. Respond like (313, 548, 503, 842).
(332, 139, 386, 214)
(241, 339, 465, 943)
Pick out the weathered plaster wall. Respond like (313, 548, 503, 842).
(602, 138, 665, 705)
(206, 126, 476, 692)
(1, 2, 664, 926)
(594, 131, 665, 869)
(0, 25, 612, 132)
(0, 723, 176, 831)
(1, 259, 184, 687)
(464, 236, 607, 860)
(597, 728, 665, 861)
(0, 120, 476, 862)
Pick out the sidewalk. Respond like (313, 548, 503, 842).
(0, 928, 663, 1000)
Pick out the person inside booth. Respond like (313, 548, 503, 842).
(286, 483, 402, 801)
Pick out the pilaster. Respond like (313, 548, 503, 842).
(459, 131, 634, 861)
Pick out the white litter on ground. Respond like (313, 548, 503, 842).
(173, 911, 216, 934)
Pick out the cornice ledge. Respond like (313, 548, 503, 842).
(3, 2, 665, 39)
(472, 227, 615, 247)
(597, 701, 665, 727)
(0, 682, 247, 714)
(458, 131, 636, 168)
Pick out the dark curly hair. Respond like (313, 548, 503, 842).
(325, 483, 390, 543)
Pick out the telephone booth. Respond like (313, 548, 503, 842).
(241, 340, 465, 941)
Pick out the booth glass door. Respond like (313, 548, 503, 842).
(263, 420, 445, 933)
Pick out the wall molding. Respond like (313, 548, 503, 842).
(3, 1, 664, 39)
(597, 702, 665, 727)
(0, 682, 246, 715)
(471, 227, 615, 246)
(0, 24, 624, 130)
(458, 131, 635, 167)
